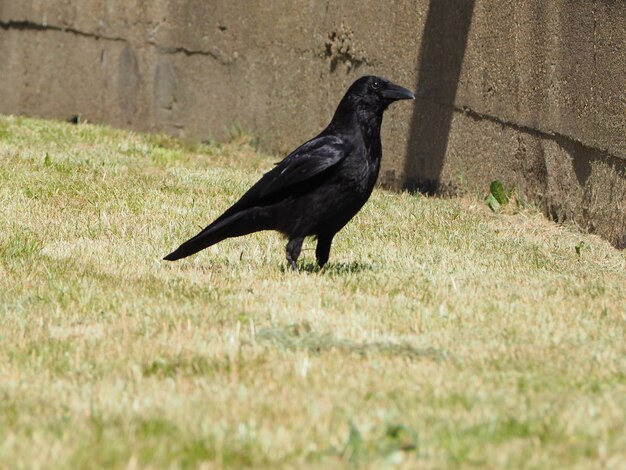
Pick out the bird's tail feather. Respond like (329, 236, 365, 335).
(163, 209, 271, 261)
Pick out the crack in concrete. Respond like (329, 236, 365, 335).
(0, 19, 126, 42)
(0, 20, 236, 65)
(148, 40, 236, 65)
(448, 102, 621, 163)
(1, 18, 375, 69)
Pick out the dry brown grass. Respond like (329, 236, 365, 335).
(1, 115, 626, 469)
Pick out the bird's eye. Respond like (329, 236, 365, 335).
(371, 81, 380, 90)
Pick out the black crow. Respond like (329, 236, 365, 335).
(164, 75, 414, 269)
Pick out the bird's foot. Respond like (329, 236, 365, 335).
(286, 237, 303, 272)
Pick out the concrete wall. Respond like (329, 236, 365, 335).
(1, 0, 625, 247)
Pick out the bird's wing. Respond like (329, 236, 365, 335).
(205, 134, 349, 228)
(258, 134, 347, 198)
(215, 134, 348, 222)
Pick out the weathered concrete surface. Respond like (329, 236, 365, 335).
(1, 0, 625, 247)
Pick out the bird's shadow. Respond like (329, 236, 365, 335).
(281, 261, 375, 275)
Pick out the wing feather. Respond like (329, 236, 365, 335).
(213, 134, 348, 223)
(258, 136, 346, 197)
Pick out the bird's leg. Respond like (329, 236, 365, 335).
(315, 233, 335, 268)
(286, 237, 304, 271)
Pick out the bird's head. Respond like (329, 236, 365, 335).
(330, 76, 414, 128)
(346, 75, 415, 110)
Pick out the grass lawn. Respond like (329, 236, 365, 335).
(1, 115, 625, 469)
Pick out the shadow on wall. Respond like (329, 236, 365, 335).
(403, 0, 476, 194)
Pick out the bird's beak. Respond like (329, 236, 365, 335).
(381, 83, 415, 101)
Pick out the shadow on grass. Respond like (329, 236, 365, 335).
(279, 261, 376, 275)
(257, 322, 446, 362)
